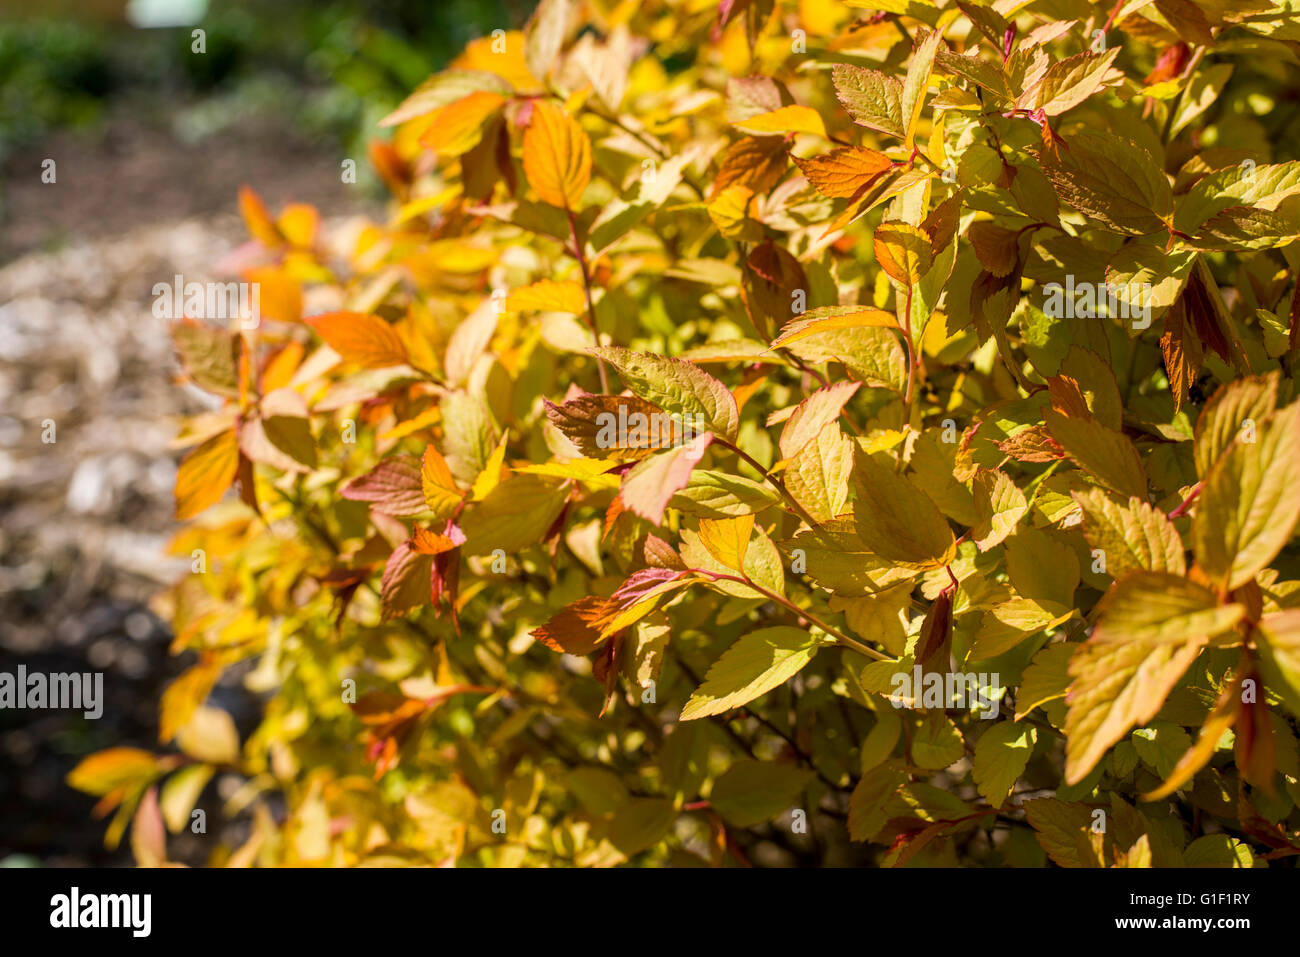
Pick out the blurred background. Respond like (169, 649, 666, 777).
(0, 0, 528, 866)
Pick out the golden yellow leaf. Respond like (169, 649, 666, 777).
(175, 428, 240, 520)
(873, 222, 933, 286)
(507, 279, 586, 313)
(698, 515, 755, 573)
(522, 100, 592, 210)
(737, 104, 827, 137)
(422, 445, 463, 517)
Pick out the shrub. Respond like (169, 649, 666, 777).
(72, 0, 1300, 867)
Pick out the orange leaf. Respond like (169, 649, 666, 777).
(67, 748, 163, 797)
(307, 311, 410, 369)
(712, 136, 790, 199)
(419, 91, 506, 155)
(260, 340, 305, 393)
(793, 146, 893, 198)
(175, 428, 240, 520)
(242, 266, 302, 324)
(873, 222, 933, 286)
(454, 31, 541, 93)
(411, 524, 467, 556)
(238, 186, 283, 247)
(522, 100, 592, 211)
(531, 596, 620, 654)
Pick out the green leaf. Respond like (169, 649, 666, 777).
(900, 29, 942, 148)
(441, 391, 501, 485)
(782, 519, 915, 596)
(785, 422, 853, 523)
(1025, 47, 1122, 116)
(848, 761, 908, 842)
(859, 710, 902, 771)
(709, 760, 813, 827)
(911, 712, 965, 770)
(1257, 610, 1300, 719)
(781, 326, 907, 392)
(1005, 527, 1080, 610)
(1193, 399, 1300, 590)
(1176, 159, 1300, 235)
(1045, 410, 1148, 500)
(564, 768, 630, 816)
(680, 626, 823, 720)
(1183, 834, 1257, 868)
(1064, 634, 1206, 785)
(832, 64, 903, 138)
(1090, 572, 1244, 646)
(1060, 345, 1123, 431)
(935, 47, 1013, 100)
(1024, 798, 1101, 868)
(1132, 721, 1194, 780)
(973, 722, 1038, 809)
(607, 798, 675, 857)
(1035, 130, 1172, 235)
(1193, 372, 1279, 478)
(970, 598, 1073, 660)
(1072, 487, 1186, 579)
(1016, 642, 1075, 720)
(851, 451, 956, 569)
(1191, 205, 1300, 251)
(461, 473, 570, 554)
(1103, 243, 1197, 322)
(668, 469, 780, 517)
(775, 380, 862, 460)
(592, 346, 740, 441)
(970, 468, 1028, 551)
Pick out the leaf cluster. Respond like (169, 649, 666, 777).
(73, 0, 1300, 868)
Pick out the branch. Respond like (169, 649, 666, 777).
(713, 435, 819, 528)
(565, 207, 610, 392)
(688, 567, 891, 661)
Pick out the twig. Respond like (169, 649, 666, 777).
(565, 207, 610, 392)
(688, 567, 891, 661)
(713, 435, 819, 527)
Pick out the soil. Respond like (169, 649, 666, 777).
(0, 106, 377, 865)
